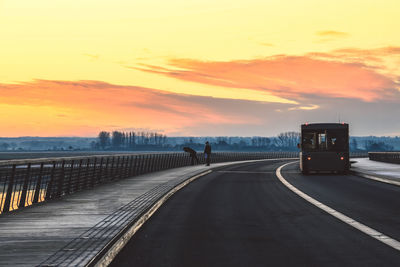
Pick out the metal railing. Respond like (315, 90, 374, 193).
(368, 152, 400, 164)
(0, 152, 300, 214)
(350, 152, 369, 158)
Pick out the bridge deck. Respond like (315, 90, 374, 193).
(0, 158, 398, 266)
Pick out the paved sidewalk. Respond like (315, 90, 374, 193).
(0, 159, 283, 266)
(351, 158, 400, 185)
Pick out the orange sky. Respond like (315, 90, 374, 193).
(1, 0, 400, 136)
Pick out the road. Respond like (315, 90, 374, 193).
(110, 160, 400, 266)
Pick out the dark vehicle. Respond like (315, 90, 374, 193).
(299, 123, 349, 174)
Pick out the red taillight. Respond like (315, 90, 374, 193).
(307, 157, 311, 160)
(340, 156, 344, 160)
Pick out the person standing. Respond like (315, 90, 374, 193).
(204, 141, 211, 166)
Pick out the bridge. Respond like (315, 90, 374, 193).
(1, 152, 400, 266)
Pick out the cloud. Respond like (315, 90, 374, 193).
(83, 53, 100, 61)
(134, 55, 399, 102)
(260, 42, 274, 47)
(0, 79, 399, 137)
(333, 46, 400, 56)
(316, 30, 349, 38)
(0, 80, 282, 136)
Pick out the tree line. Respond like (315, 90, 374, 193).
(96, 131, 168, 150)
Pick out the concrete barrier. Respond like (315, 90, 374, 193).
(369, 152, 400, 164)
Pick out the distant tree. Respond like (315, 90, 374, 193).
(350, 139, 358, 151)
(90, 141, 99, 150)
(0, 143, 9, 151)
(131, 132, 136, 147)
(276, 132, 300, 148)
(112, 131, 123, 148)
(10, 142, 17, 150)
(365, 141, 394, 152)
(98, 131, 110, 149)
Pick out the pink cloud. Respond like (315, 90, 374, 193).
(135, 55, 398, 102)
(0, 80, 261, 136)
(1, 79, 400, 136)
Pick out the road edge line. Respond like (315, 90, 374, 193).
(350, 170, 400, 187)
(276, 162, 400, 253)
(93, 170, 212, 267)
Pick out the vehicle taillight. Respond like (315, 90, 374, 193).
(307, 157, 311, 160)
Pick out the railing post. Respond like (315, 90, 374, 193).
(56, 160, 66, 198)
(132, 156, 138, 176)
(113, 156, 120, 180)
(33, 163, 44, 204)
(45, 161, 57, 200)
(97, 157, 104, 183)
(74, 159, 83, 192)
(109, 157, 115, 180)
(141, 155, 147, 174)
(168, 154, 173, 169)
(149, 154, 155, 172)
(3, 164, 16, 213)
(144, 155, 150, 173)
(145, 155, 149, 172)
(18, 163, 31, 209)
(104, 157, 110, 181)
(153, 154, 159, 171)
(84, 159, 91, 188)
(148, 155, 153, 172)
(124, 156, 129, 177)
(136, 155, 142, 175)
(120, 156, 128, 179)
(127, 156, 133, 177)
(171, 153, 176, 168)
(91, 158, 97, 186)
(117, 156, 123, 179)
(163, 154, 167, 170)
(66, 160, 74, 194)
(124, 156, 129, 178)
(157, 154, 162, 170)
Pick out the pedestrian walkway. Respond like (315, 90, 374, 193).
(351, 158, 400, 185)
(0, 159, 280, 267)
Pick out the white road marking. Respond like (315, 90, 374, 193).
(351, 171, 400, 187)
(276, 162, 400, 252)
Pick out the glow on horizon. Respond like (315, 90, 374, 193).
(0, 0, 400, 136)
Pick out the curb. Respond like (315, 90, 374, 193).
(92, 170, 213, 267)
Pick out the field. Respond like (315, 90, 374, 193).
(0, 151, 153, 161)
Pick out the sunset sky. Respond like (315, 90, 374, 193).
(1, 0, 399, 137)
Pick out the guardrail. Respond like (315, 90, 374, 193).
(0, 152, 300, 214)
(368, 152, 400, 164)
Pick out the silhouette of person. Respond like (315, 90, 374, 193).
(183, 147, 199, 165)
(204, 141, 211, 166)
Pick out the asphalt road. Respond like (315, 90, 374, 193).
(110, 160, 400, 267)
